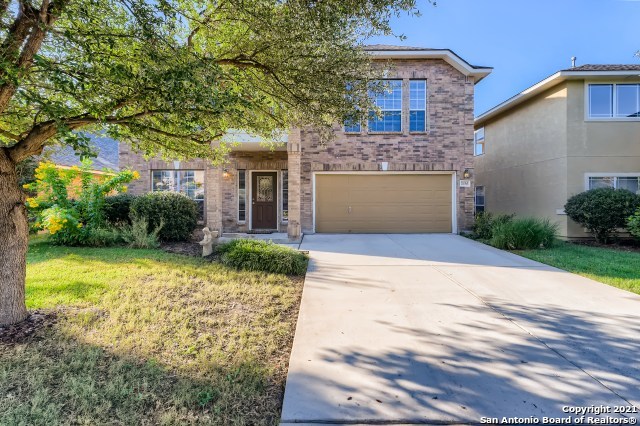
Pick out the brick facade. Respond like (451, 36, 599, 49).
(120, 58, 477, 236)
(298, 59, 476, 232)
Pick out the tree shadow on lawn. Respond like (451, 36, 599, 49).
(0, 325, 286, 426)
(282, 300, 640, 423)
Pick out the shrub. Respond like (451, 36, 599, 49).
(628, 208, 640, 240)
(564, 188, 640, 243)
(489, 217, 558, 250)
(104, 194, 137, 225)
(130, 192, 197, 241)
(121, 215, 163, 249)
(218, 239, 309, 276)
(24, 160, 139, 245)
(472, 211, 514, 240)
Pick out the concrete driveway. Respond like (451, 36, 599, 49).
(281, 234, 640, 425)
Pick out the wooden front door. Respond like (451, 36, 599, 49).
(252, 172, 278, 229)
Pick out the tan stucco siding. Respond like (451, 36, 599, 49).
(474, 84, 570, 236)
(565, 80, 640, 237)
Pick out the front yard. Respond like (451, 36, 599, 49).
(517, 242, 640, 296)
(0, 238, 303, 425)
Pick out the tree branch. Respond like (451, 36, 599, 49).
(0, 0, 68, 114)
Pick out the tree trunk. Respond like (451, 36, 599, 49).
(0, 148, 29, 326)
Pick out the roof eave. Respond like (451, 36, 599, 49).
(366, 49, 493, 84)
(475, 69, 640, 126)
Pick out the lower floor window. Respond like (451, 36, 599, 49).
(588, 175, 640, 194)
(475, 186, 485, 214)
(282, 170, 289, 221)
(238, 170, 246, 222)
(152, 170, 205, 221)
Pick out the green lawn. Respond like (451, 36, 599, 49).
(0, 237, 303, 425)
(517, 242, 640, 295)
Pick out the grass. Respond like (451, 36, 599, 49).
(1, 236, 304, 425)
(517, 241, 640, 295)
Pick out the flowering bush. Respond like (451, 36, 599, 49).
(24, 160, 139, 245)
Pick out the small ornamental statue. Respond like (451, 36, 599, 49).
(199, 227, 214, 257)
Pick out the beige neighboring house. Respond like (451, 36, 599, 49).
(120, 45, 492, 239)
(474, 64, 640, 239)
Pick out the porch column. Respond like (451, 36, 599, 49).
(206, 166, 223, 236)
(287, 130, 302, 240)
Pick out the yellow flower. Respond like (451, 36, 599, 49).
(132, 171, 140, 179)
(77, 223, 83, 229)
(23, 183, 30, 189)
(121, 186, 128, 193)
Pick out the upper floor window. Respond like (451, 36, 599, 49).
(588, 84, 640, 119)
(344, 119, 361, 133)
(588, 175, 640, 194)
(474, 127, 485, 156)
(368, 80, 402, 132)
(410, 80, 427, 132)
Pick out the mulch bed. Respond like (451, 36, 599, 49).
(0, 310, 57, 346)
(570, 239, 640, 254)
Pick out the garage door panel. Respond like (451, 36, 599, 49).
(315, 174, 453, 233)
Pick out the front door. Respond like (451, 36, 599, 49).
(252, 172, 277, 229)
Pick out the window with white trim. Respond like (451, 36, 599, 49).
(281, 170, 289, 221)
(238, 170, 246, 222)
(588, 175, 640, 194)
(588, 83, 640, 119)
(368, 80, 402, 132)
(474, 128, 485, 156)
(475, 186, 485, 214)
(151, 170, 205, 221)
(409, 80, 427, 132)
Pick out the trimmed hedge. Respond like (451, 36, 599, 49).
(130, 192, 197, 241)
(104, 194, 137, 225)
(218, 239, 309, 276)
(489, 217, 558, 250)
(565, 188, 640, 243)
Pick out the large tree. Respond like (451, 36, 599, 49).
(0, 0, 423, 325)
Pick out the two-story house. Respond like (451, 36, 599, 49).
(120, 45, 492, 239)
(474, 64, 640, 239)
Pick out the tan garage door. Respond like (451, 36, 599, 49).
(315, 174, 452, 233)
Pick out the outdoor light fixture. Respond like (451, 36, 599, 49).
(463, 169, 471, 179)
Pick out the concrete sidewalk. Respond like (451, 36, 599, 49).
(280, 234, 640, 424)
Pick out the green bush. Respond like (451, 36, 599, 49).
(490, 217, 558, 250)
(564, 188, 640, 243)
(130, 192, 197, 241)
(628, 208, 640, 240)
(218, 239, 309, 276)
(104, 194, 137, 225)
(49, 226, 122, 247)
(121, 215, 163, 249)
(472, 211, 514, 240)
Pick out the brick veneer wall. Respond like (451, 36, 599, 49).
(120, 58, 477, 234)
(298, 59, 476, 232)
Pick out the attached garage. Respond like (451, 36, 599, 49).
(314, 173, 453, 233)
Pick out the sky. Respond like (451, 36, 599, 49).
(367, 0, 640, 115)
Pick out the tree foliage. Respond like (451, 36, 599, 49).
(1, 0, 422, 163)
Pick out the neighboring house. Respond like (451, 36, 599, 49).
(44, 134, 119, 173)
(474, 64, 640, 239)
(121, 45, 492, 239)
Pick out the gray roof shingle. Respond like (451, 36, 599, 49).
(44, 133, 119, 171)
(562, 64, 640, 72)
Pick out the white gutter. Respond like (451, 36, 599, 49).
(367, 50, 493, 84)
(475, 70, 640, 126)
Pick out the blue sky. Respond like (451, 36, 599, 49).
(367, 0, 640, 115)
